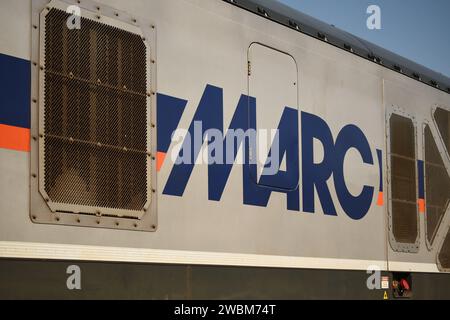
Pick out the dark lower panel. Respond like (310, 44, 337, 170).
(1, 259, 449, 300)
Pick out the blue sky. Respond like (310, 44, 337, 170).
(277, 0, 450, 78)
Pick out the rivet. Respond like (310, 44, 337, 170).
(33, 25, 37, 29)
(32, 99, 37, 103)
(151, 225, 156, 229)
(151, 123, 156, 128)
(32, 216, 37, 220)
(134, 223, 138, 228)
(115, 222, 120, 226)
(32, 174, 37, 178)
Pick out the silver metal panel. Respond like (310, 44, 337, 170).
(0, 0, 448, 272)
(248, 43, 298, 187)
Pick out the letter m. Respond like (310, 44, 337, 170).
(163, 85, 252, 199)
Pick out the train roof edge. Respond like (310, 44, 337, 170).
(223, 0, 450, 94)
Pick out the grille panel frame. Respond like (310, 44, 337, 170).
(386, 106, 420, 253)
(30, 0, 157, 232)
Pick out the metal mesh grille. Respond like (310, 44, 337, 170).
(424, 126, 450, 244)
(43, 9, 148, 212)
(439, 229, 450, 270)
(389, 114, 418, 244)
(434, 108, 450, 156)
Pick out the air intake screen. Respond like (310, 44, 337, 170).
(42, 9, 149, 213)
(434, 108, 450, 156)
(389, 114, 418, 244)
(439, 229, 450, 270)
(424, 126, 450, 245)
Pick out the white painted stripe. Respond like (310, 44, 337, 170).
(0, 241, 389, 271)
(388, 261, 440, 273)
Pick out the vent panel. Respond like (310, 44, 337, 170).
(439, 229, 450, 270)
(42, 9, 149, 214)
(424, 126, 450, 245)
(389, 114, 418, 245)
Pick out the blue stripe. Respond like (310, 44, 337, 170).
(156, 93, 187, 153)
(0, 53, 31, 129)
(418, 160, 425, 199)
(376, 149, 383, 192)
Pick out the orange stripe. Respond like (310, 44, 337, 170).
(156, 152, 166, 172)
(0, 124, 30, 152)
(376, 192, 384, 206)
(418, 199, 426, 213)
